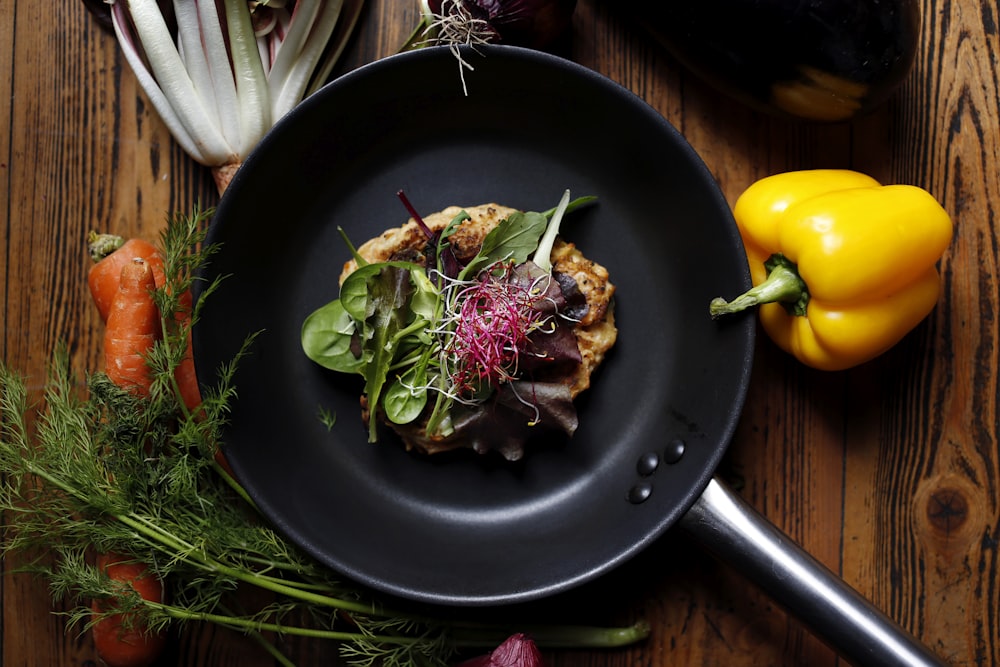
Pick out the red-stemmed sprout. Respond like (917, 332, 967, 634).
(439, 262, 557, 399)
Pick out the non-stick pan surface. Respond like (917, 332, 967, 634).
(194, 45, 755, 606)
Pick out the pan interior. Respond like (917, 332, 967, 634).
(194, 46, 754, 606)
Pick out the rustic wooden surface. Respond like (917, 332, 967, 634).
(2, 1, 997, 665)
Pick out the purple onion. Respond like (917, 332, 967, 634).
(453, 633, 546, 667)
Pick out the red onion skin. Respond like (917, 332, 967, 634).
(453, 633, 546, 667)
(426, 0, 577, 50)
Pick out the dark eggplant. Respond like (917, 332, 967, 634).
(622, 0, 921, 121)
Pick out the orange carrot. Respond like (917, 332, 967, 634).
(172, 298, 204, 414)
(89, 232, 202, 412)
(88, 233, 165, 323)
(91, 552, 167, 667)
(104, 259, 161, 397)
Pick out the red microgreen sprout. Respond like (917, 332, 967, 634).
(435, 262, 559, 402)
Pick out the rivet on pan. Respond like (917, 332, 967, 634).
(664, 438, 686, 464)
(636, 451, 660, 476)
(627, 481, 653, 504)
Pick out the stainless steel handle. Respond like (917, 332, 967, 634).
(678, 477, 946, 667)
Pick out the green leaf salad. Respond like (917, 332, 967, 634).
(301, 190, 606, 460)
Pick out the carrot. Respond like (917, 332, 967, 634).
(94, 262, 170, 666)
(91, 552, 167, 667)
(89, 232, 202, 412)
(172, 315, 203, 414)
(88, 233, 165, 323)
(104, 258, 162, 397)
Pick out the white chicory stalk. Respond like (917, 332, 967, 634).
(108, 0, 365, 193)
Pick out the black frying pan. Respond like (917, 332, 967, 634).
(193, 45, 943, 666)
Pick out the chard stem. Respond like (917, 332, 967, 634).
(110, 3, 207, 163)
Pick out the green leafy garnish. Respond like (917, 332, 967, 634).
(301, 190, 597, 449)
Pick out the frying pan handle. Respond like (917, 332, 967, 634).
(678, 477, 946, 667)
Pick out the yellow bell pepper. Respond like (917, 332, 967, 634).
(711, 169, 953, 371)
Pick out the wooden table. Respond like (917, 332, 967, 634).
(3, 1, 997, 665)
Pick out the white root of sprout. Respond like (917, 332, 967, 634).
(418, 0, 497, 95)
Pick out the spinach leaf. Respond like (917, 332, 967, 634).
(340, 263, 385, 322)
(383, 363, 428, 425)
(300, 299, 364, 374)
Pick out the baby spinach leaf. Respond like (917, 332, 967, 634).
(301, 299, 364, 374)
(383, 363, 428, 425)
(340, 263, 385, 321)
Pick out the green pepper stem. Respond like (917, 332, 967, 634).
(710, 254, 809, 319)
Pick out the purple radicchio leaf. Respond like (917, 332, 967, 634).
(439, 381, 578, 460)
(507, 261, 584, 373)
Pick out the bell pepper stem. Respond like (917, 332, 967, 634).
(710, 254, 809, 318)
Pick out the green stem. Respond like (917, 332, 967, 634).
(214, 601, 297, 667)
(211, 458, 256, 508)
(709, 253, 809, 319)
(22, 463, 384, 618)
(118, 513, 388, 617)
(448, 621, 652, 649)
(399, 18, 431, 51)
(156, 599, 649, 650)
(22, 447, 649, 654)
(250, 638, 296, 667)
(392, 317, 433, 344)
(153, 601, 424, 645)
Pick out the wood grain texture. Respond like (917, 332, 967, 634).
(3, 0, 998, 665)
